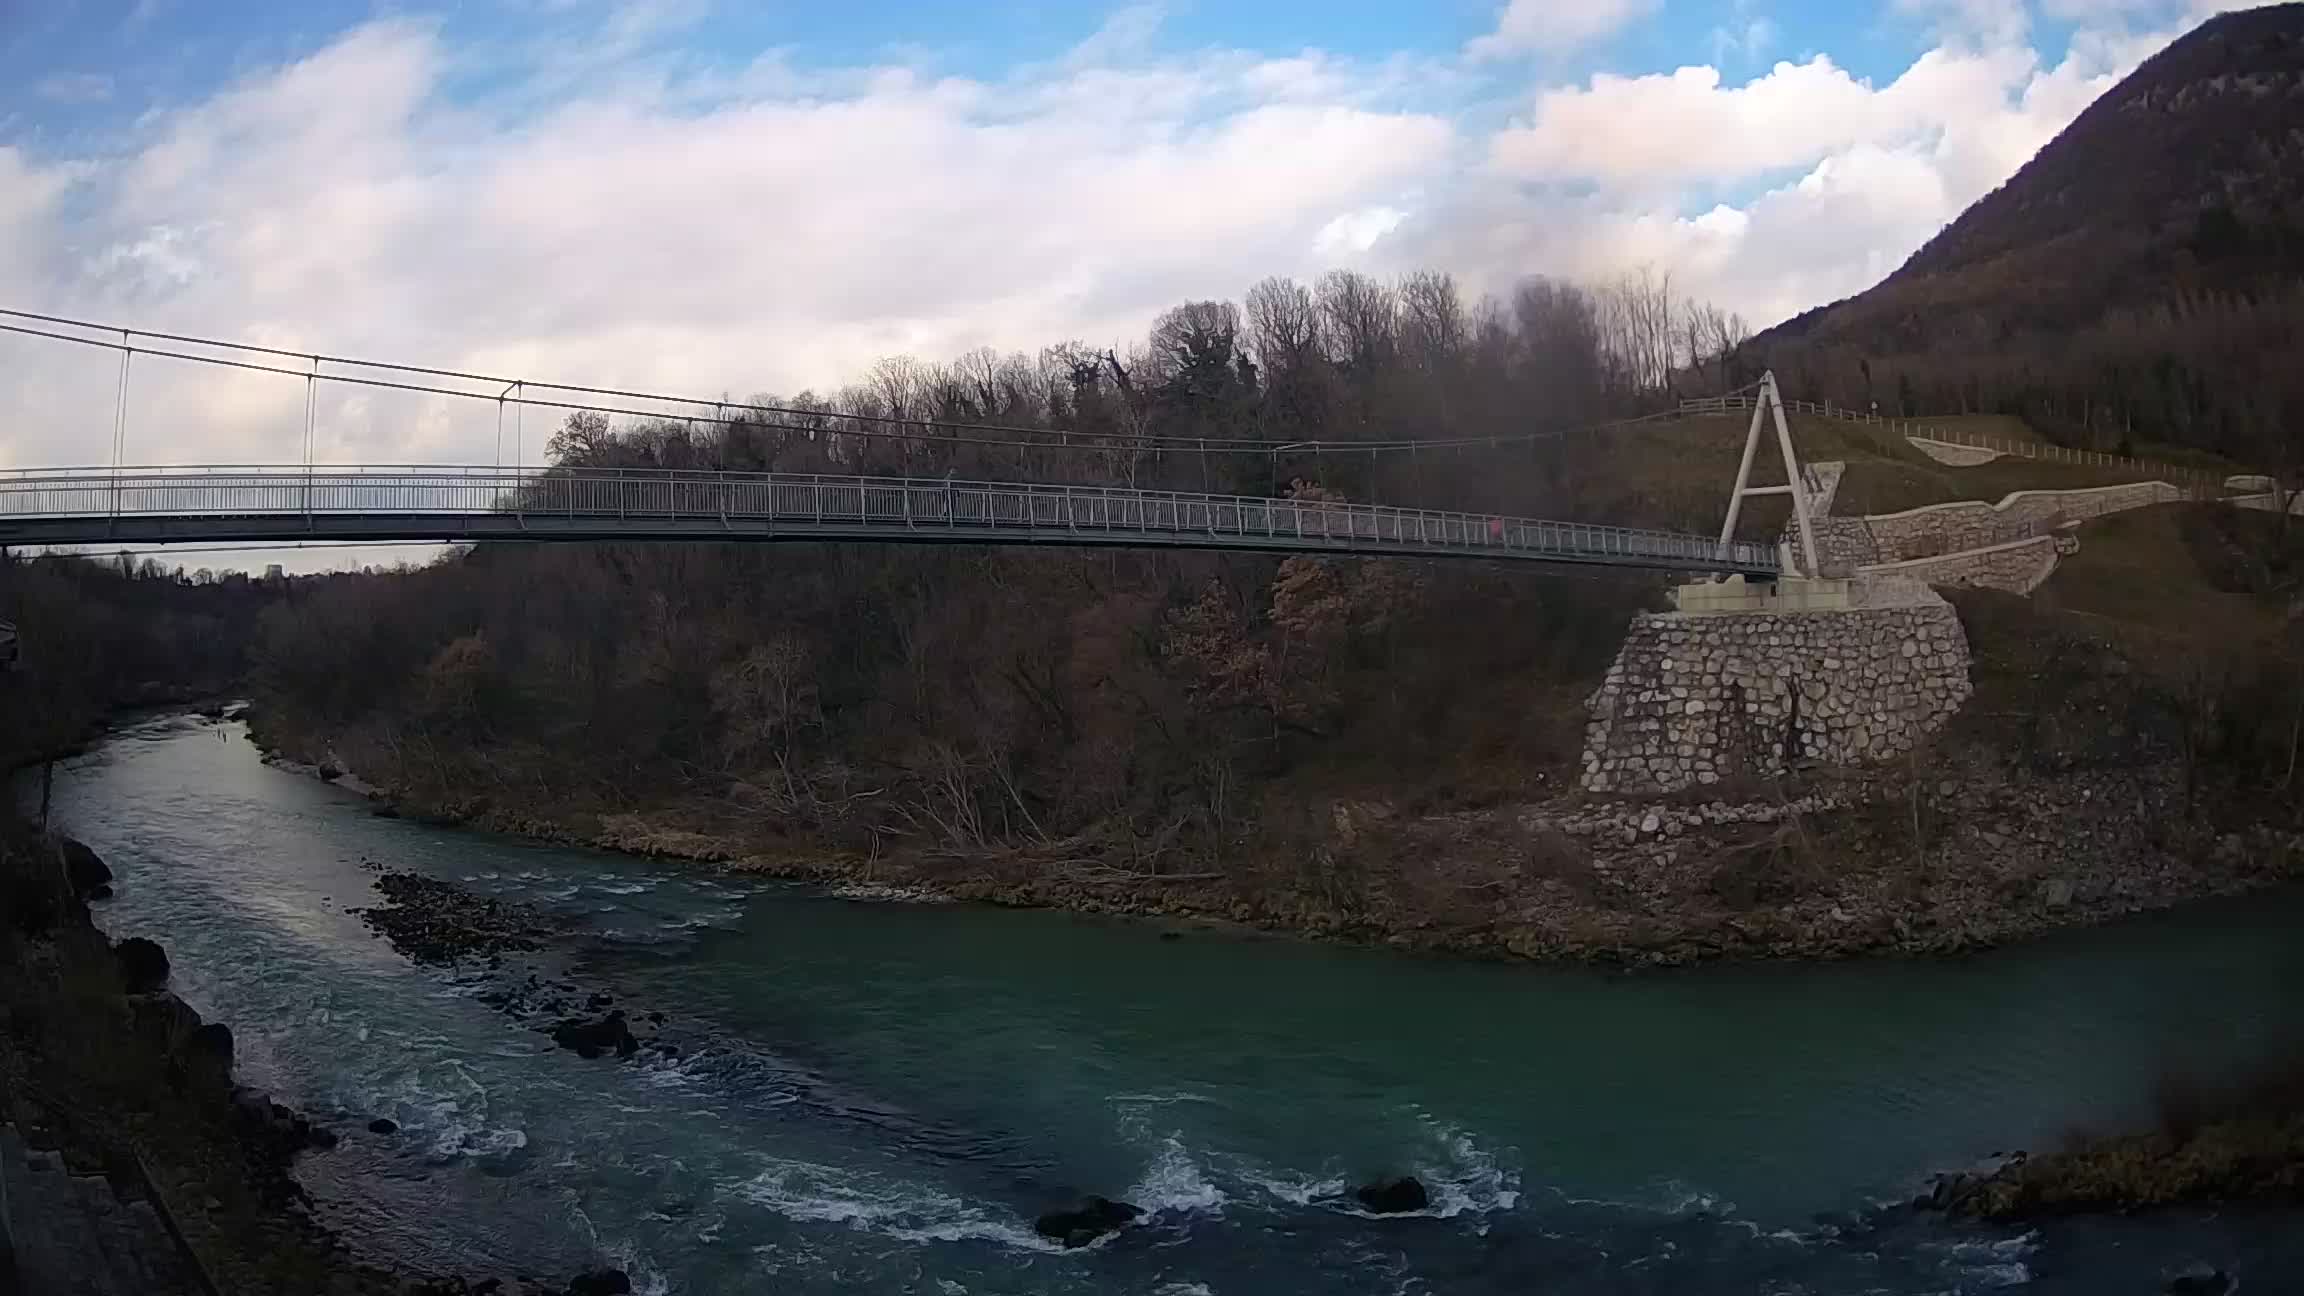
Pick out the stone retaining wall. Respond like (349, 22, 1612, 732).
(1812, 480, 2183, 568)
(2232, 492, 2302, 515)
(1857, 534, 2065, 596)
(1909, 437, 2004, 466)
(1581, 599, 1972, 795)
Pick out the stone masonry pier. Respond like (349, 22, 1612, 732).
(1580, 591, 1972, 795)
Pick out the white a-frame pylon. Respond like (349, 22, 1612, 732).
(1717, 370, 1821, 577)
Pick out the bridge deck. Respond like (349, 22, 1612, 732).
(0, 467, 1779, 575)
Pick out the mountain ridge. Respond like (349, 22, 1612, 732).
(1751, 3, 2304, 462)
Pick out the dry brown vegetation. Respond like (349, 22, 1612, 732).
(1757, 6, 2304, 471)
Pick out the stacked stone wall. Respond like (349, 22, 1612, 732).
(1797, 478, 2183, 571)
(1581, 600, 1972, 795)
(1857, 535, 2065, 596)
(1856, 482, 2183, 562)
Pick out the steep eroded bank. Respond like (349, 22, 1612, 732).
(0, 822, 632, 1296)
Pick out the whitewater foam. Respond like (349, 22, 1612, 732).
(1413, 1122, 1522, 1219)
(1127, 1134, 1228, 1217)
(1213, 1118, 1519, 1224)
(1236, 1168, 1350, 1208)
(733, 1160, 1061, 1253)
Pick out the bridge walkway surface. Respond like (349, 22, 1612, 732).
(0, 466, 1781, 575)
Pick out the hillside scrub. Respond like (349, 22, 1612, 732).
(238, 268, 2304, 960)
(0, 552, 283, 766)
(247, 266, 1744, 872)
(1756, 7, 2304, 475)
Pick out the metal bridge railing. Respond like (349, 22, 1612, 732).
(0, 465, 1780, 573)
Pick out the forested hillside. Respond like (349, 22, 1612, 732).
(246, 270, 1749, 878)
(1755, 4, 2304, 470)
(0, 555, 278, 764)
(236, 2, 2304, 952)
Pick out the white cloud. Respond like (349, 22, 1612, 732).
(34, 74, 114, 104)
(0, 0, 2252, 520)
(1893, 0, 2032, 46)
(0, 17, 1454, 473)
(1314, 206, 1409, 259)
(1710, 17, 1778, 65)
(1489, 44, 2055, 185)
(1414, 3, 2224, 334)
(1467, 0, 1659, 59)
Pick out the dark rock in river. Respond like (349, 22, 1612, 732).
(2167, 1267, 2232, 1295)
(368, 1118, 399, 1135)
(114, 937, 170, 993)
(1033, 1195, 1143, 1248)
(550, 1011, 639, 1060)
(566, 1269, 634, 1295)
(371, 804, 402, 819)
(229, 1086, 339, 1157)
(1354, 1176, 1431, 1214)
(355, 868, 560, 965)
(61, 838, 112, 898)
(317, 761, 344, 781)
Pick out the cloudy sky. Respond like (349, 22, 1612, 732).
(0, 0, 2252, 492)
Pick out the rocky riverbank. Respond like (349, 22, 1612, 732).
(348, 863, 684, 1066)
(1918, 1056, 2304, 1222)
(0, 825, 633, 1296)
(275, 732, 2304, 968)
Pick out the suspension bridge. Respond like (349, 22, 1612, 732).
(0, 310, 1796, 576)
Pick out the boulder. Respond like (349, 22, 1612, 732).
(231, 1085, 277, 1126)
(129, 991, 204, 1052)
(60, 838, 112, 899)
(1033, 1195, 1143, 1248)
(1354, 1176, 1431, 1214)
(115, 937, 171, 993)
(2166, 1268, 2232, 1296)
(228, 1087, 335, 1154)
(549, 1011, 639, 1060)
(567, 1270, 633, 1296)
(176, 1022, 236, 1093)
(368, 1118, 399, 1135)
